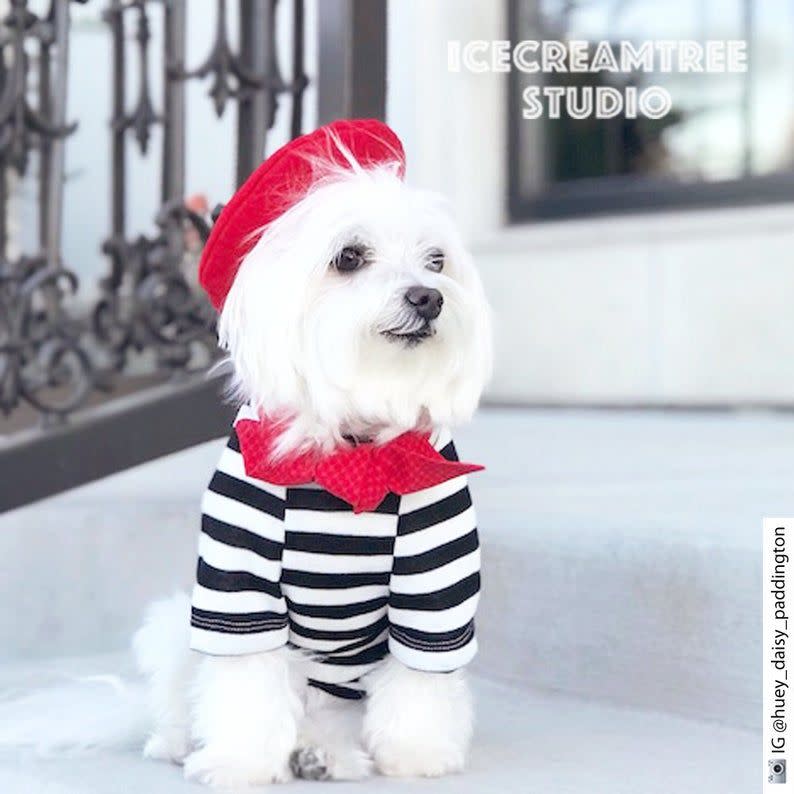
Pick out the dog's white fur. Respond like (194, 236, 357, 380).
(136, 149, 491, 785)
(219, 160, 491, 454)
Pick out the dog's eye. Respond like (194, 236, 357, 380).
(425, 248, 445, 273)
(332, 245, 368, 272)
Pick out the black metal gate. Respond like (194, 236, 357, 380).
(0, 0, 386, 512)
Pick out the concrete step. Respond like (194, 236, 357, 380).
(466, 409, 778, 731)
(0, 653, 756, 794)
(0, 408, 780, 732)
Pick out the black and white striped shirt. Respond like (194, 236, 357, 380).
(189, 418, 481, 699)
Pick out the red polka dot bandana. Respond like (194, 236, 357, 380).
(235, 417, 483, 513)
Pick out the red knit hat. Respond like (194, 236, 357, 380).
(198, 119, 406, 311)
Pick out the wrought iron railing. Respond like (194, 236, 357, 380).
(0, 0, 386, 511)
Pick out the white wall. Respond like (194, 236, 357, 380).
(387, 0, 794, 406)
(387, 0, 507, 242)
(475, 205, 794, 405)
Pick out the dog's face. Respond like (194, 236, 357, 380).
(219, 164, 491, 452)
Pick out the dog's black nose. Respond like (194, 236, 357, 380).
(405, 286, 443, 320)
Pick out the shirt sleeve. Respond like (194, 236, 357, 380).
(387, 430, 481, 672)
(189, 428, 289, 656)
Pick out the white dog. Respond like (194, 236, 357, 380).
(134, 120, 492, 787)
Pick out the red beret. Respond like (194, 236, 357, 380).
(198, 119, 406, 310)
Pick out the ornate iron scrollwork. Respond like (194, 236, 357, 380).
(1, 0, 308, 427)
(0, 0, 76, 174)
(119, 0, 160, 154)
(95, 201, 215, 373)
(173, 0, 260, 116)
(0, 0, 90, 423)
(95, 0, 217, 376)
(0, 257, 92, 420)
(95, 0, 308, 378)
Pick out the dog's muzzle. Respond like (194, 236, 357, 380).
(380, 287, 443, 346)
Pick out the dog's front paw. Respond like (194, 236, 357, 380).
(290, 744, 374, 781)
(363, 660, 473, 778)
(290, 746, 330, 780)
(369, 738, 465, 778)
(184, 747, 290, 787)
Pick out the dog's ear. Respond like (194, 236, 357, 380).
(217, 239, 308, 415)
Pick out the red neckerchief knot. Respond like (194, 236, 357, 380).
(235, 417, 484, 513)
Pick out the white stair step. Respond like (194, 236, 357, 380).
(0, 654, 755, 794)
(461, 409, 779, 731)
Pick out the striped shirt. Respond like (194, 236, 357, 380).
(189, 420, 481, 699)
